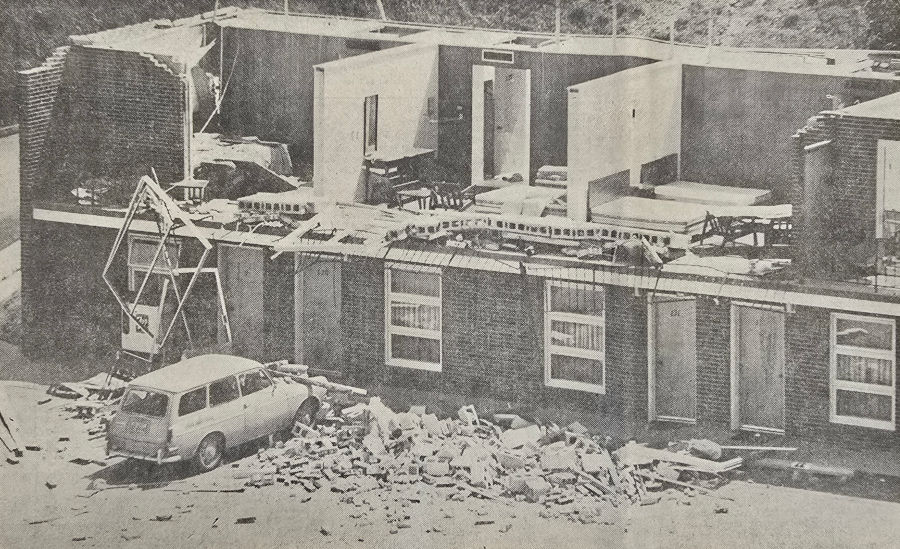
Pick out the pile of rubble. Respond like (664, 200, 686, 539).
(233, 397, 741, 524)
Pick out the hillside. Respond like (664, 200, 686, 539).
(0, 0, 895, 126)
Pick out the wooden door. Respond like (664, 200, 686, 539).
(649, 296, 697, 422)
(732, 305, 785, 432)
(218, 244, 265, 360)
(295, 255, 342, 371)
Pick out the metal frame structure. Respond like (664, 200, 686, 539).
(102, 174, 231, 357)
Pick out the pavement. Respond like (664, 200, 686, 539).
(0, 379, 899, 548)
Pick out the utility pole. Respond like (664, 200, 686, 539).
(555, 0, 561, 45)
(612, 2, 618, 40)
(375, 0, 388, 20)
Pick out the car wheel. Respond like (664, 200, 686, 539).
(294, 398, 320, 428)
(194, 433, 224, 473)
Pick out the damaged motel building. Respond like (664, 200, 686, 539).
(16, 7, 900, 451)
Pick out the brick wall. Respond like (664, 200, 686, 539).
(23, 221, 123, 358)
(695, 296, 732, 429)
(48, 45, 186, 194)
(17, 47, 70, 357)
(338, 260, 648, 427)
(833, 115, 900, 243)
(264, 253, 295, 362)
(786, 306, 900, 448)
(792, 113, 900, 277)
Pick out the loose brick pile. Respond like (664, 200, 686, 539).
(232, 398, 734, 525)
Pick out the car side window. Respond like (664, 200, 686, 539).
(239, 369, 272, 397)
(178, 386, 207, 416)
(209, 376, 240, 407)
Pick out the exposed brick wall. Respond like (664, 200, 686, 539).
(47, 45, 186, 194)
(17, 47, 70, 357)
(340, 257, 386, 386)
(264, 254, 295, 362)
(786, 306, 900, 448)
(695, 296, 732, 429)
(833, 115, 900, 243)
(339, 261, 648, 426)
(23, 221, 123, 358)
(791, 115, 837, 276)
(793, 113, 900, 278)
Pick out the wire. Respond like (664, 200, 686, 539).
(198, 43, 241, 135)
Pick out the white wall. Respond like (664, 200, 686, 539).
(567, 61, 682, 221)
(313, 43, 439, 202)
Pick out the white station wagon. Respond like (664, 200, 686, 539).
(107, 354, 324, 472)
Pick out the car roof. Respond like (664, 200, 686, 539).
(128, 354, 263, 394)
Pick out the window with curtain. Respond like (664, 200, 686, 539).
(830, 313, 896, 430)
(545, 280, 605, 393)
(386, 266, 441, 371)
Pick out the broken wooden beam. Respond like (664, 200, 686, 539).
(753, 458, 854, 478)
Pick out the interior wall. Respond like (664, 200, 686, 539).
(219, 27, 404, 162)
(438, 46, 654, 185)
(679, 66, 899, 200)
(567, 61, 682, 221)
(313, 43, 439, 202)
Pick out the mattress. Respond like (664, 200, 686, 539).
(589, 197, 709, 234)
(654, 181, 772, 206)
(473, 185, 565, 215)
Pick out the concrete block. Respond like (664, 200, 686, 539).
(540, 446, 577, 471)
(499, 425, 542, 449)
(423, 459, 450, 477)
(421, 413, 442, 437)
(525, 477, 551, 502)
(496, 451, 526, 471)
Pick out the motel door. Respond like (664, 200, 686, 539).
(649, 296, 697, 423)
(732, 304, 785, 433)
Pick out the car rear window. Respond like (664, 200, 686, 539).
(178, 386, 207, 416)
(121, 388, 169, 417)
(209, 376, 240, 406)
(239, 369, 272, 396)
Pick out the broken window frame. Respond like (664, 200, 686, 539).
(385, 264, 442, 372)
(544, 280, 606, 394)
(127, 234, 180, 291)
(829, 312, 896, 431)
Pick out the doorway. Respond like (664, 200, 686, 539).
(730, 303, 786, 433)
(648, 295, 697, 423)
(471, 65, 531, 186)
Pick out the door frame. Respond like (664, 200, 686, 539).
(647, 293, 697, 424)
(470, 64, 531, 187)
(729, 301, 786, 433)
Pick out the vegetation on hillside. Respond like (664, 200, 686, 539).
(0, 0, 898, 126)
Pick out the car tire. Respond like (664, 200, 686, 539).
(294, 398, 320, 428)
(194, 433, 225, 473)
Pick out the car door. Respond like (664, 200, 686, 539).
(238, 368, 281, 440)
(206, 375, 245, 447)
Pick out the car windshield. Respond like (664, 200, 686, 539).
(121, 388, 169, 417)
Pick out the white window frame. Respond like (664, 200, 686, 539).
(544, 280, 606, 394)
(385, 264, 442, 372)
(830, 312, 896, 431)
(127, 234, 180, 291)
